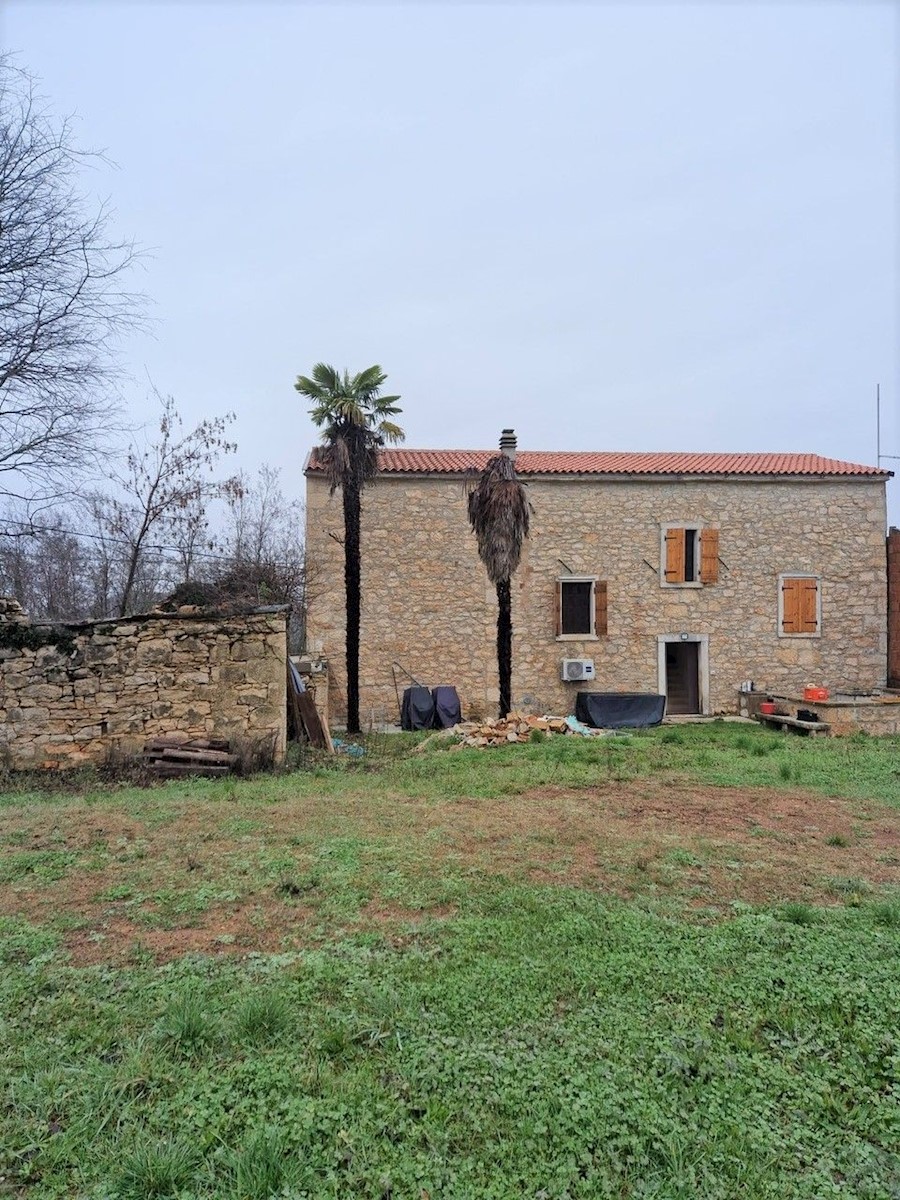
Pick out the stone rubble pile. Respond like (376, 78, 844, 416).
(454, 711, 600, 747)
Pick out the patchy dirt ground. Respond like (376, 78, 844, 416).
(1, 780, 897, 964)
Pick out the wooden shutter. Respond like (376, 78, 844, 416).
(782, 576, 819, 634)
(665, 528, 685, 583)
(555, 580, 562, 636)
(699, 529, 719, 584)
(799, 577, 819, 633)
(595, 581, 608, 635)
(781, 578, 801, 633)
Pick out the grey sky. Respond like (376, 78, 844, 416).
(4, 1, 898, 520)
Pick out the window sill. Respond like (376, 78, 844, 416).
(661, 582, 703, 590)
(556, 634, 601, 642)
(778, 633, 821, 639)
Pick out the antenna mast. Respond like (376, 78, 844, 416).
(877, 383, 900, 466)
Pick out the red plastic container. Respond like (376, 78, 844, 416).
(759, 701, 776, 715)
(803, 686, 829, 702)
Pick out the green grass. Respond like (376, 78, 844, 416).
(1, 724, 899, 1198)
(2, 899, 899, 1198)
(2, 721, 899, 808)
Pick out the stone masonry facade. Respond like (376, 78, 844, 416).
(306, 469, 888, 724)
(0, 602, 287, 769)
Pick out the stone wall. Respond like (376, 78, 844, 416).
(0, 601, 287, 769)
(888, 527, 900, 688)
(305, 472, 888, 723)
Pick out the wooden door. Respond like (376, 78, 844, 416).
(665, 642, 700, 715)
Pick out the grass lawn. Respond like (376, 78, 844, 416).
(1, 723, 898, 1198)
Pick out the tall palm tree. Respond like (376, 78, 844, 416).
(467, 450, 530, 719)
(296, 364, 403, 734)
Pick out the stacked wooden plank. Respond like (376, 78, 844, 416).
(142, 735, 237, 777)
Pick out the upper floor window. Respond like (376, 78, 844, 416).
(556, 577, 608, 638)
(662, 525, 719, 586)
(779, 574, 820, 636)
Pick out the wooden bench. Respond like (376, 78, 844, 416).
(757, 713, 830, 736)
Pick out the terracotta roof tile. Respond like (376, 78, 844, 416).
(306, 448, 889, 478)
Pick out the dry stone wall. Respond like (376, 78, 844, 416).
(305, 472, 888, 723)
(0, 600, 287, 768)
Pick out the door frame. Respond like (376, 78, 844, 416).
(657, 634, 709, 715)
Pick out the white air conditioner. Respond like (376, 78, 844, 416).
(561, 658, 595, 682)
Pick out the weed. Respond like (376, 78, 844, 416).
(221, 1127, 299, 1199)
(779, 901, 818, 926)
(529, 728, 546, 744)
(825, 877, 871, 904)
(234, 991, 292, 1045)
(871, 901, 900, 928)
(660, 729, 683, 744)
(826, 834, 850, 848)
(778, 761, 793, 782)
(157, 990, 219, 1056)
(116, 1139, 195, 1199)
(276, 872, 320, 898)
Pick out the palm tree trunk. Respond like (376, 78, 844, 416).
(496, 578, 512, 718)
(343, 476, 362, 734)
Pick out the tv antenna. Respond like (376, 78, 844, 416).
(877, 384, 900, 467)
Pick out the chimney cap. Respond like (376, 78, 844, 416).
(499, 428, 517, 459)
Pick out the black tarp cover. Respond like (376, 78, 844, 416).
(401, 686, 436, 731)
(431, 686, 461, 729)
(575, 692, 666, 729)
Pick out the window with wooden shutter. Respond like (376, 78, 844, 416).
(662, 525, 712, 585)
(664, 528, 686, 583)
(780, 575, 820, 636)
(699, 529, 719, 584)
(556, 578, 606, 637)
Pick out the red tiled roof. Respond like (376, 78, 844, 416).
(306, 448, 890, 478)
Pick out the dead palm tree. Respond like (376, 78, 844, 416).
(296, 364, 403, 733)
(467, 448, 530, 718)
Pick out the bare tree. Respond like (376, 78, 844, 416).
(103, 393, 238, 616)
(0, 504, 93, 619)
(214, 464, 307, 647)
(0, 56, 142, 515)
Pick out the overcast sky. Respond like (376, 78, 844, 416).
(4, 1, 898, 520)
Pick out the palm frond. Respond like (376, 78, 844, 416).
(467, 454, 531, 584)
(377, 420, 405, 445)
(299, 362, 404, 489)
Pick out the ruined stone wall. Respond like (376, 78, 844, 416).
(305, 473, 888, 723)
(0, 602, 287, 768)
(888, 527, 900, 689)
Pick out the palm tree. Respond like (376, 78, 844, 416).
(467, 448, 530, 718)
(296, 364, 403, 734)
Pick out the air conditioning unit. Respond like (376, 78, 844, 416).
(561, 658, 595, 682)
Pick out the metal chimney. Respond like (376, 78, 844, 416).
(499, 429, 517, 462)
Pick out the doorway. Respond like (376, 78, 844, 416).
(665, 642, 699, 714)
(657, 634, 708, 715)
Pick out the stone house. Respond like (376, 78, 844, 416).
(304, 435, 892, 724)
